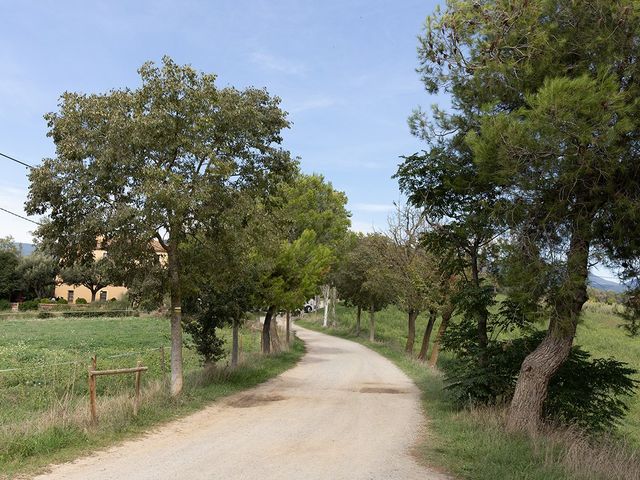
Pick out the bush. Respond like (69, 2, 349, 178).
(61, 310, 138, 318)
(38, 298, 55, 304)
(0, 299, 10, 311)
(37, 311, 53, 319)
(183, 291, 231, 364)
(442, 331, 638, 431)
(55, 298, 68, 305)
(75, 298, 87, 305)
(546, 349, 637, 431)
(18, 300, 39, 311)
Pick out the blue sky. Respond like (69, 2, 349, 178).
(0, 0, 620, 282)
(0, 0, 444, 242)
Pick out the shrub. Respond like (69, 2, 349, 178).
(75, 298, 87, 304)
(546, 349, 637, 431)
(37, 311, 53, 319)
(18, 300, 39, 311)
(55, 298, 68, 305)
(442, 331, 638, 431)
(38, 298, 55, 304)
(61, 310, 138, 318)
(183, 292, 230, 364)
(0, 299, 10, 311)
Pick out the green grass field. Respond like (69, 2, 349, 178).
(299, 302, 640, 480)
(0, 314, 303, 478)
(576, 302, 640, 442)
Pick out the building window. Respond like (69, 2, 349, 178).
(99, 291, 107, 302)
(67, 290, 74, 303)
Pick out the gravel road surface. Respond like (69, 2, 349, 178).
(35, 325, 449, 480)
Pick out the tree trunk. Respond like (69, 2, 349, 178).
(330, 286, 337, 326)
(428, 304, 453, 368)
(231, 315, 239, 368)
(369, 305, 375, 342)
(417, 309, 437, 361)
(471, 249, 489, 366)
(322, 285, 330, 327)
(286, 310, 291, 344)
(271, 313, 281, 352)
(507, 231, 590, 433)
(167, 236, 183, 396)
(405, 309, 418, 354)
(262, 305, 275, 354)
(355, 305, 361, 336)
(90, 289, 97, 303)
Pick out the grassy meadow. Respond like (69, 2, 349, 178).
(0, 314, 303, 478)
(299, 301, 640, 480)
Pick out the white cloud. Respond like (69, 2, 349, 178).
(351, 203, 395, 213)
(250, 52, 306, 76)
(349, 219, 376, 234)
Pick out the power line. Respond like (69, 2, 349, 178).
(0, 206, 41, 226)
(0, 151, 35, 169)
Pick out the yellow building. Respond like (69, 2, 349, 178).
(54, 239, 167, 303)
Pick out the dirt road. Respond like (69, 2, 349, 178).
(35, 326, 449, 480)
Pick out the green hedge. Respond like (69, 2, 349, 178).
(61, 310, 139, 318)
(18, 300, 39, 311)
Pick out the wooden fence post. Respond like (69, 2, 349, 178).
(87, 360, 147, 424)
(88, 355, 97, 425)
(133, 360, 142, 416)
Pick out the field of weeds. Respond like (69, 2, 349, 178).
(0, 314, 302, 477)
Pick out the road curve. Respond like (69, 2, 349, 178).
(35, 325, 449, 480)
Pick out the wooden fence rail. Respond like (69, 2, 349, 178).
(88, 355, 148, 424)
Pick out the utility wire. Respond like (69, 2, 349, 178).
(0, 151, 34, 169)
(0, 206, 42, 225)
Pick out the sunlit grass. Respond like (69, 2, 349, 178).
(299, 301, 640, 480)
(0, 314, 302, 478)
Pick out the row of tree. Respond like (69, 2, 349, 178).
(331, 206, 456, 367)
(26, 57, 351, 396)
(386, 0, 640, 434)
(0, 239, 58, 302)
(0, 237, 155, 305)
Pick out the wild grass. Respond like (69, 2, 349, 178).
(299, 303, 640, 480)
(0, 315, 303, 478)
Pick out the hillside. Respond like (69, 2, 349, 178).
(588, 273, 626, 293)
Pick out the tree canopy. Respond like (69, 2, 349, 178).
(26, 57, 297, 395)
(400, 0, 640, 432)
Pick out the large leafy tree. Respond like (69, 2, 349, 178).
(276, 173, 351, 247)
(258, 229, 333, 353)
(276, 173, 352, 325)
(181, 191, 273, 364)
(335, 234, 396, 342)
(0, 237, 20, 300)
(333, 233, 368, 335)
(255, 173, 350, 350)
(417, 0, 640, 431)
(17, 252, 59, 299)
(396, 95, 506, 367)
(27, 57, 296, 395)
(60, 257, 118, 303)
(383, 204, 438, 355)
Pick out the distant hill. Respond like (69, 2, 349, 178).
(14, 242, 35, 257)
(588, 273, 626, 293)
